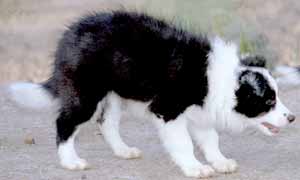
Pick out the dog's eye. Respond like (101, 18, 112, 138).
(266, 99, 276, 106)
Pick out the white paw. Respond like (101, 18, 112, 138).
(114, 147, 142, 159)
(182, 164, 215, 178)
(60, 157, 90, 170)
(212, 159, 238, 174)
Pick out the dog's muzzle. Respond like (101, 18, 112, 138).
(285, 113, 296, 123)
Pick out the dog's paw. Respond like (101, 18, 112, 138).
(114, 147, 142, 159)
(60, 157, 90, 170)
(182, 164, 215, 178)
(212, 159, 238, 174)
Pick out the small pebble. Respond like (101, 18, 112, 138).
(24, 136, 35, 145)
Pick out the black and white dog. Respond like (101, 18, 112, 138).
(8, 11, 296, 178)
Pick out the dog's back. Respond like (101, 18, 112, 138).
(45, 11, 211, 120)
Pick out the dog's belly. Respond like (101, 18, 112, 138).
(121, 98, 152, 120)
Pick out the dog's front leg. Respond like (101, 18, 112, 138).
(190, 128, 238, 174)
(154, 116, 215, 178)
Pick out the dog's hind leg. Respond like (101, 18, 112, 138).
(56, 97, 100, 170)
(98, 92, 142, 159)
(57, 126, 89, 170)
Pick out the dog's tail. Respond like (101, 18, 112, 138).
(275, 66, 300, 88)
(7, 82, 58, 110)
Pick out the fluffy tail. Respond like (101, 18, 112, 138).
(275, 66, 300, 88)
(7, 82, 57, 110)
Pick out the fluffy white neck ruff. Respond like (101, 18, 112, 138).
(204, 37, 246, 132)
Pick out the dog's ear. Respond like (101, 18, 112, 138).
(241, 55, 266, 68)
(235, 69, 276, 117)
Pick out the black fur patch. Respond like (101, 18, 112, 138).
(234, 70, 276, 118)
(44, 11, 211, 143)
(241, 55, 266, 68)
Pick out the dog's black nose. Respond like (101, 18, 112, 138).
(287, 114, 296, 123)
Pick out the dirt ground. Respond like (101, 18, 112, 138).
(1, 0, 300, 180)
(0, 84, 300, 180)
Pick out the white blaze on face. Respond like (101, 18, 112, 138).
(256, 98, 292, 136)
(251, 69, 295, 136)
(232, 67, 295, 136)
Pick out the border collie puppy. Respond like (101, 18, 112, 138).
(9, 11, 296, 178)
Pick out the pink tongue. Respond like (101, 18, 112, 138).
(262, 122, 280, 134)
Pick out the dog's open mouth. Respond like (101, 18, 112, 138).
(261, 122, 280, 134)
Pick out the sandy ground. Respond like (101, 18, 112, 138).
(0, 86, 299, 180)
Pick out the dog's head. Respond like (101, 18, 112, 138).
(234, 56, 295, 135)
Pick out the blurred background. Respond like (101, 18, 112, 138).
(0, 0, 299, 83)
